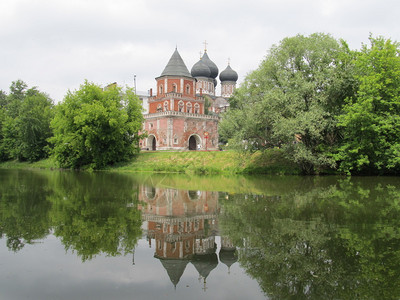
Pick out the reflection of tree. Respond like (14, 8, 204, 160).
(0, 170, 52, 251)
(220, 177, 400, 299)
(48, 172, 142, 261)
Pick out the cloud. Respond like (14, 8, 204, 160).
(0, 0, 399, 102)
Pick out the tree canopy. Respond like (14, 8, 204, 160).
(50, 81, 144, 169)
(0, 80, 54, 162)
(335, 36, 400, 174)
(220, 33, 400, 175)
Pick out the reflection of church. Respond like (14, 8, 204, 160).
(138, 186, 238, 289)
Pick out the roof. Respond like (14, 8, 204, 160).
(160, 48, 192, 78)
(201, 52, 219, 79)
(219, 64, 238, 82)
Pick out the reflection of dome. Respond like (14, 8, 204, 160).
(191, 252, 219, 279)
(159, 258, 189, 288)
(191, 59, 211, 78)
(219, 248, 238, 272)
(201, 52, 219, 79)
(219, 64, 238, 82)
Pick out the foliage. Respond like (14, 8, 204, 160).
(0, 80, 54, 162)
(335, 36, 400, 174)
(220, 33, 355, 174)
(50, 81, 144, 169)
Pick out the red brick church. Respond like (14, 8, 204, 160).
(141, 46, 238, 151)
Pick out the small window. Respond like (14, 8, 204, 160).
(186, 102, 192, 113)
(159, 84, 163, 94)
(178, 101, 184, 112)
(186, 84, 190, 94)
(172, 84, 177, 93)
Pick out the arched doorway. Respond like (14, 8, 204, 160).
(148, 135, 157, 151)
(189, 136, 197, 150)
(188, 135, 201, 151)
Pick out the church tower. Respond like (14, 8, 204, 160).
(142, 48, 219, 151)
(219, 62, 238, 98)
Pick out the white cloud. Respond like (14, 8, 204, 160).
(0, 0, 399, 101)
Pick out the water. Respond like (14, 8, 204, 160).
(0, 169, 400, 299)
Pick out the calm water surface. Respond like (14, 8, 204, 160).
(0, 169, 400, 300)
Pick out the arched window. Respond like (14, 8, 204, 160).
(194, 103, 200, 114)
(178, 100, 184, 112)
(159, 84, 163, 95)
(186, 84, 190, 95)
(172, 83, 177, 93)
(186, 102, 192, 113)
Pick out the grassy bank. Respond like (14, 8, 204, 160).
(0, 149, 301, 175)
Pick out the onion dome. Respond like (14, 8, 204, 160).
(201, 52, 219, 79)
(191, 59, 211, 78)
(160, 48, 192, 78)
(219, 64, 238, 82)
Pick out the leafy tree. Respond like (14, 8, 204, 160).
(50, 81, 144, 169)
(335, 36, 400, 174)
(0, 90, 6, 108)
(220, 33, 356, 174)
(0, 81, 54, 162)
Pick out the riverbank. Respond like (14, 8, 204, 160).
(0, 149, 301, 175)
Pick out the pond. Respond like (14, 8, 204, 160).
(0, 169, 400, 299)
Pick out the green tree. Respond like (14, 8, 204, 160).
(0, 81, 54, 162)
(220, 33, 356, 174)
(50, 81, 144, 169)
(335, 36, 400, 174)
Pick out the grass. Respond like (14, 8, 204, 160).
(106, 149, 300, 175)
(0, 149, 301, 175)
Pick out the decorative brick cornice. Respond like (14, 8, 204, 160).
(148, 92, 204, 102)
(144, 111, 219, 120)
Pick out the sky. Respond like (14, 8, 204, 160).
(1, 0, 400, 102)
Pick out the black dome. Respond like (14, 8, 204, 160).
(219, 64, 238, 82)
(191, 59, 211, 78)
(201, 52, 219, 79)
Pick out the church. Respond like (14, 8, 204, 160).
(141, 45, 238, 151)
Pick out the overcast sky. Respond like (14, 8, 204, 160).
(1, 0, 400, 102)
